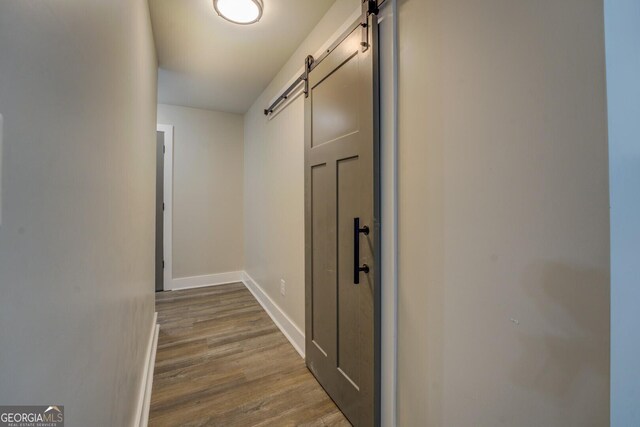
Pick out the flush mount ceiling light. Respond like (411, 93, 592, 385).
(213, 0, 263, 25)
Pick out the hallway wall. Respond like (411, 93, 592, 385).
(397, 0, 610, 425)
(157, 104, 244, 280)
(243, 0, 360, 331)
(0, 1, 158, 425)
(605, 0, 640, 424)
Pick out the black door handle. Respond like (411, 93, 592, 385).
(354, 217, 370, 284)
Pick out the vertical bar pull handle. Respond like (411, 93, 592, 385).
(354, 217, 370, 284)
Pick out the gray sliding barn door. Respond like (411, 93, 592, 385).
(304, 15, 380, 427)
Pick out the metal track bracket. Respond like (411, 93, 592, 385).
(304, 55, 314, 98)
(361, 0, 379, 52)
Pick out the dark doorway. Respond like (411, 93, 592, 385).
(155, 130, 164, 292)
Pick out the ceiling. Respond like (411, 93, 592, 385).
(149, 0, 335, 114)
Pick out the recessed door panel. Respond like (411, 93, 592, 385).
(311, 163, 336, 357)
(311, 55, 360, 147)
(337, 155, 362, 389)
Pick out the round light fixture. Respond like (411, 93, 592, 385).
(213, 0, 263, 25)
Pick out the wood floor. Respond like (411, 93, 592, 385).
(150, 283, 350, 427)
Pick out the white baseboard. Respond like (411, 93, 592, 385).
(169, 271, 244, 291)
(241, 271, 305, 358)
(133, 312, 159, 427)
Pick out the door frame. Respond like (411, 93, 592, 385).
(157, 123, 174, 291)
(378, 1, 398, 425)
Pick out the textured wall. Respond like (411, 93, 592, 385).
(397, 0, 610, 425)
(0, 1, 158, 425)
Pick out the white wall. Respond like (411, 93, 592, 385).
(243, 0, 360, 330)
(605, 1, 640, 425)
(397, 0, 610, 425)
(0, 1, 158, 426)
(157, 104, 244, 280)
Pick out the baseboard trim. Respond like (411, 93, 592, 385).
(133, 312, 159, 427)
(169, 271, 244, 291)
(241, 271, 305, 358)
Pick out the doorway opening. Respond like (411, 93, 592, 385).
(156, 124, 174, 292)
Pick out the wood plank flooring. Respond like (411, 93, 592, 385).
(150, 283, 350, 427)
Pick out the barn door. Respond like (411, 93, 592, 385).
(304, 10, 379, 427)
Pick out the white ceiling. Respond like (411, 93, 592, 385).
(149, 0, 335, 114)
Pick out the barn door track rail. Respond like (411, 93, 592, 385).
(263, 0, 382, 116)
